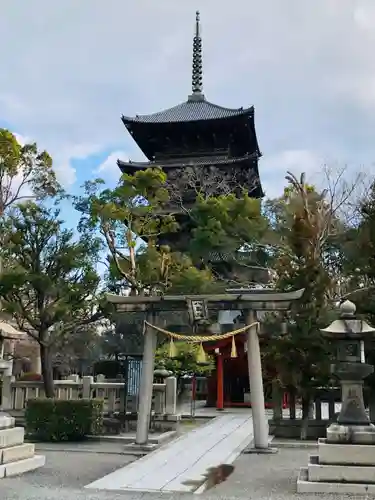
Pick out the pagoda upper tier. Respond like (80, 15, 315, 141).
(118, 11, 263, 199)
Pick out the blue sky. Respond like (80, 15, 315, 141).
(1, 0, 375, 229)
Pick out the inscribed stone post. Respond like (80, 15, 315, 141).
(165, 376, 177, 415)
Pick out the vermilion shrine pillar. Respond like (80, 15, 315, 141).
(216, 351, 224, 411)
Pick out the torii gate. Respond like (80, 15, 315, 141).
(106, 287, 304, 452)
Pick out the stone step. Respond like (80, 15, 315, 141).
(1, 443, 35, 464)
(318, 439, 375, 466)
(0, 455, 45, 478)
(308, 461, 375, 483)
(0, 427, 24, 449)
(298, 474, 375, 495)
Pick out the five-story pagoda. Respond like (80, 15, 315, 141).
(118, 11, 264, 252)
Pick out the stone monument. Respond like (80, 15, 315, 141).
(297, 300, 375, 495)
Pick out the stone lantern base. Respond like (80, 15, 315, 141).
(297, 376, 375, 492)
(326, 422, 375, 444)
(0, 413, 45, 478)
(297, 435, 375, 495)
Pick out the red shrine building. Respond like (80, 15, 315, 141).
(203, 327, 277, 410)
(118, 12, 278, 409)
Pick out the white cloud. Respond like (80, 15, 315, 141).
(1, 0, 375, 195)
(96, 151, 129, 179)
(52, 143, 103, 187)
(13, 133, 30, 146)
(52, 160, 77, 188)
(261, 150, 323, 199)
(13, 132, 102, 188)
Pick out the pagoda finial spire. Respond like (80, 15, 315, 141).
(191, 10, 203, 95)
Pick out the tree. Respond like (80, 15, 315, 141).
(75, 168, 218, 295)
(100, 320, 144, 360)
(0, 129, 61, 217)
(155, 341, 214, 379)
(52, 322, 103, 376)
(166, 167, 271, 285)
(262, 172, 341, 438)
(341, 181, 375, 315)
(189, 193, 268, 260)
(0, 202, 102, 397)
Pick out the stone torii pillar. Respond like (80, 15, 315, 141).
(246, 310, 273, 452)
(104, 289, 304, 451)
(135, 316, 157, 446)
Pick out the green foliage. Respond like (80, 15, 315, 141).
(168, 262, 222, 294)
(25, 398, 104, 441)
(0, 128, 62, 216)
(262, 319, 333, 392)
(0, 203, 101, 332)
(333, 181, 375, 336)
(155, 341, 214, 377)
(0, 202, 102, 396)
(263, 173, 335, 397)
(359, 183, 375, 282)
(75, 168, 218, 294)
(76, 168, 175, 243)
(189, 193, 268, 259)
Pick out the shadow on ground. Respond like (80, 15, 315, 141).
(210, 447, 356, 500)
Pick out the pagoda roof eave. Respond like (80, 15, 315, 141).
(117, 152, 260, 171)
(121, 100, 254, 125)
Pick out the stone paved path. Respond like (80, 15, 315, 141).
(85, 413, 254, 493)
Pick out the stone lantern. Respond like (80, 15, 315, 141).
(321, 300, 375, 443)
(297, 301, 375, 494)
(154, 362, 172, 382)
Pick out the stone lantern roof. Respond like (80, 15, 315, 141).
(320, 300, 375, 340)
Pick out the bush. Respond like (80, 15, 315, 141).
(25, 398, 104, 441)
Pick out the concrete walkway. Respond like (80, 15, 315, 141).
(179, 400, 253, 418)
(85, 413, 254, 494)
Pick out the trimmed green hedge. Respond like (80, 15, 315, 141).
(25, 398, 104, 442)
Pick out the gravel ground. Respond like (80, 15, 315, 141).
(209, 446, 362, 500)
(0, 445, 367, 500)
(5, 449, 136, 489)
(33, 441, 140, 455)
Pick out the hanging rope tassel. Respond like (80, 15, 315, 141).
(196, 342, 207, 364)
(168, 337, 177, 358)
(231, 335, 238, 358)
